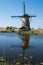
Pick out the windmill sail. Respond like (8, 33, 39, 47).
(11, 2, 36, 30)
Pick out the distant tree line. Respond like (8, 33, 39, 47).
(6, 26, 14, 32)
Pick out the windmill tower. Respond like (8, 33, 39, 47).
(11, 2, 36, 30)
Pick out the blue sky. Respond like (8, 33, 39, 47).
(0, 0, 43, 29)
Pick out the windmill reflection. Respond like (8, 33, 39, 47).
(22, 35, 30, 49)
(10, 34, 31, 65)
(21, 34, 30, 64)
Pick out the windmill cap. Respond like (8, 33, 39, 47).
(22, 14, 30, 17)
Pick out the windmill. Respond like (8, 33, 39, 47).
(11, 2, 36, 30)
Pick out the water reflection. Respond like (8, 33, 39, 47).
(10, 34, 30, 64)
(21, 34, 30, 64)
(0, 33, 43, 64)
(22, 35, 30, 49)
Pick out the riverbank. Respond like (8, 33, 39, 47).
(0, 27, 43, 35)
(16, 29, 43, 35)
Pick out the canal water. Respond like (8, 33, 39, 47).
(0, 32, 43, 63)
